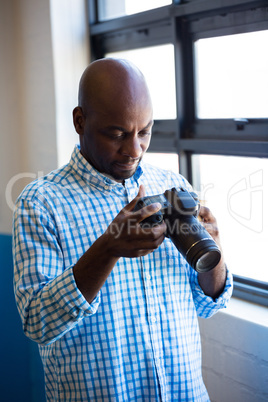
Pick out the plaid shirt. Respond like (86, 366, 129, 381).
(13, 145, 232, 401)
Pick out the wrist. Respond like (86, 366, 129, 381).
(97, 231, 120, 261)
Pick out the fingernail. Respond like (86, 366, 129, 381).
(149, 202, 161, 211)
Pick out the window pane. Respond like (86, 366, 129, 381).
(106, 45, 176, 119)
(143, 152, 179, 173)
(192, 154, 268, 283)
(194, 30, 268, 119)
(98, 0, 171, 21)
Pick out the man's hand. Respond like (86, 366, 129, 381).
(197, 205, 227, 299)
(104, 185, 166, 258)
(198, 205, 221, 249)
(73, 185, 166, 303)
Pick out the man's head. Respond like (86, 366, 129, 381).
(73, 58, 153, 182)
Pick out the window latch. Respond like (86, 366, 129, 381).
(234, 118, 249, 131)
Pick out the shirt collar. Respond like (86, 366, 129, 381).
(69, 145, 143, 192)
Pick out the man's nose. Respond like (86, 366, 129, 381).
(122, 134, 142, 159)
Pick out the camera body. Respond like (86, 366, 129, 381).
(134, 187, 221, 273)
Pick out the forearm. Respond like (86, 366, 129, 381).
(198, 258, 227, 299)
(197, 205, 228, 299)
(73, 232, 119, 303)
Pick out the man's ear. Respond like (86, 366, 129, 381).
(73, 107, 85, 135)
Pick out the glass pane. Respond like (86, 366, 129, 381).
(192, 154, 268, 283)
(98, 0, 171, 21)
(106, 45, 176, 119)
(143, 152, 179, 173)
(194, 30, 268, 119)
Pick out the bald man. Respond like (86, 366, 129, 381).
(13, 59, 232, 401)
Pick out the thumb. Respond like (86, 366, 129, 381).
(137, 184, 146, 199)
(124, 185, 146, 212)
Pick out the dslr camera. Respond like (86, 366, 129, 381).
(134, 187, 221, 273)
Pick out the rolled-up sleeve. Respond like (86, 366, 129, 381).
(13, 197, 100, 346)
(189, 267, 233, 318)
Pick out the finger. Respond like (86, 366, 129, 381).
(134, 202, 162, 224)
(198, 205, 216, 223)
(123, 185, 162, 224)
(138, 184, 146, 198)
(138, 220, 167, 236)
(204, 222, 219, 238)
(138, 248, 159, 257)
(134, 232, 166, 252)
(126, 249, 156, 258)
(123, 185, 146, 213)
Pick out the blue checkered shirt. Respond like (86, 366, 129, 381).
(13, 145, 232, 401)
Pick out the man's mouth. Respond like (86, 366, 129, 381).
(114, 160, 139, 170)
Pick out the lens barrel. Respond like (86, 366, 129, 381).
(166, 215, 221, 272)
(186, 238, 221, 273)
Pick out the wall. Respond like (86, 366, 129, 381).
(0, 1, 57, 400)
(50, 0, 90, 167)
(199, 298, 268, 402)
(0, 0, 89, 401)
(0, 0, 57, 236)
(0, 234, 45, 402)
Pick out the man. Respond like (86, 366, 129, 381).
(13, 58, 232, 401)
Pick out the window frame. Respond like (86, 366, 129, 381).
(89, 0, 268, 306)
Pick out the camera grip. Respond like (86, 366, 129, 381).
(134, 196, 165, 227)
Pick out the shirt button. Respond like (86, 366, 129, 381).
(104, 185, 109, 190)
(151, 316, 157, 324)
(146, 273, 151, 280)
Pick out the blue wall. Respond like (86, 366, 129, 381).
(0, 234, 45, 402)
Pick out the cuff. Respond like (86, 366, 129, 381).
(48, 265, 101, 321)
(193, 267, 233, 318)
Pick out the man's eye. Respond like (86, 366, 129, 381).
(111, 132, 125, 139)
(139, 131, 151, 137)
(105, 131, 125, 139)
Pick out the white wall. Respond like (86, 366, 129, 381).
(0, 0, 57, 234)
(0, 0, 90, 234)
(199, 298, 268, 402)
(50, 0, 90, 167)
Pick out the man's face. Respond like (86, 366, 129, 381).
(77, 92, 153, 182)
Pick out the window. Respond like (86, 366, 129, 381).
(106, 44, 176, 120)
(89, 0, 268, 305)
(98, 0, 172, 21)
(192, 154, 268, 284)
(194, 31, 268, 119)
(143, 153, 179, 173)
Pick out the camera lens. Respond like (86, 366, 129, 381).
(186, 239, 221, 273)
(196, 250, 221, 272)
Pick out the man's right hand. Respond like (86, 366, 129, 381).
(73, 185, 166, 303)
(103, 185, 167, 258)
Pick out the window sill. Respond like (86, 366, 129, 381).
(222, 296, 268, 328)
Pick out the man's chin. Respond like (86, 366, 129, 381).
(111, 163, 139, 182)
